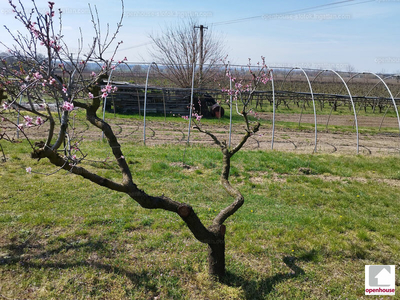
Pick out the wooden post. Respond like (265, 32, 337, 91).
(162, 89, 167, 122)
(194, 25, 207, 88)
(136, 90, 141, 116)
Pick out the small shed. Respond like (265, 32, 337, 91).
(105, 83, 224, 118)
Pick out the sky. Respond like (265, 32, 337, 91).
(0, 0, 399, 73)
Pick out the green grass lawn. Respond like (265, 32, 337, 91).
(0, 141, 399, 299)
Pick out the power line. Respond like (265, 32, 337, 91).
(274, 0, 375, 16)
(211, 0, 356, 26)
(107, 0, 375, 55)
(211, 0, 374, 26)
(103, 41, 155, 54)
(117, 41, 154, 51)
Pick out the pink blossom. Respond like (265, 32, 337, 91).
(23, 116, 33, 127)
(31, 29, 40, 38)
(49, 78, 56, 85)
(35, 117, 44, 125)
(102, 84, 114, 93)
(181, 116, 189, 120)
(261, 76, 270, 84)
(72, 155, 77, 160)
(235, 82, 242, 89)
(192, 113, 202, 121)
(91, 71, 96, 77)
(88, 92, 94, 99)
(26, 167, 32, 174)
(62, 86, 68, 94)
(62, 101, 74, 111)
(24, 115, 32, 122)
(17, 124, 24, 131)
(33, 72, 43, 80)
(2, 102, 9, 110)
(101, 92, 108, 98)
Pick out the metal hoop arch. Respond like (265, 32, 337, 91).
(143, 62, 158, 145)
(368, 72, 400, 139)
(311, 69, 359, 153)
(275, 67, 318, 152)
(271, 69, 276, 150)
(344, 72, 400, 138)
(102, 68, 116, 140)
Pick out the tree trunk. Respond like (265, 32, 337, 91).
(207, 224, 226, 280)
(208, 239, 225, 280)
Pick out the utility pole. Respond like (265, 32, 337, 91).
(194, 25, 207, 88)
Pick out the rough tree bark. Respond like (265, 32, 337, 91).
(194, 120, 260, 278)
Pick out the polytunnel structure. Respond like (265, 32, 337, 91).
(99, 61, 400, 154)
(267, 67, 400, 153)
(344, 72, 400, 135)
(274, 67, 317, 152)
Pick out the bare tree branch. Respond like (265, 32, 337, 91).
(149, 19, 225, 88)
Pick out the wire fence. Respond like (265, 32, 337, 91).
(11, 63, 400, 155)
(102, 63, 400, 154)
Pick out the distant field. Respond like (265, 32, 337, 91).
(6, 107, 400, 155)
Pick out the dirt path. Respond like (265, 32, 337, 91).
(271, 113, 400, 129)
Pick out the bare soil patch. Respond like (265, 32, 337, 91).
(22, 112, 400, 156)
(266, 172, 400, 187)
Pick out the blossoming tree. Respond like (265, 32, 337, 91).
(0, 0, 270, 280)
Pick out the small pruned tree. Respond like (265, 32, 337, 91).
(149, 19, 225, 88)
(0, 0, 270, 280)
